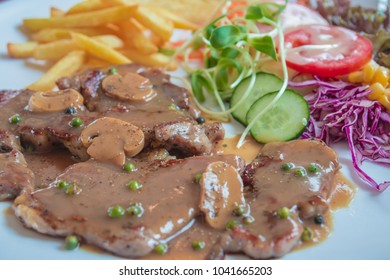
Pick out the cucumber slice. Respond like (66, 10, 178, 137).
(231, 72, 283, 125)
(246, 89, 309, 143)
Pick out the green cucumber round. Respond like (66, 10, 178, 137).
(230, 72, 283, 125)
(246, 89, 309, 143)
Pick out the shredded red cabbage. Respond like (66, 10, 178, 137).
(289, 77, 390, 191)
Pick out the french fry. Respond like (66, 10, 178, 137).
(33, 40, 78, 60)
(121, 48, 176, 70)
(72, 32, 131, 64)
(101, 0, 136, 6)
(7, 41, 37, 58)
(28, 50, 86, 91)
(66, 0, 129, 15)
(133, 6, 174, 42)
(32, 27, 115, 43)
(23, 5, 137, 32)
(50, 7, 65, 17)
(66, 0, 110, 15)
(82, 57, 112, 71)
(117, 19, 158, 55)
(145, 5, 198, 31)
(93, 35, 124, 49)
(33, 34, 124, 61)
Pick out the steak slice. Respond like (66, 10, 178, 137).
(210, 139, 340, 259)
(0, 130, 34, 200)
(56, 64, 201, 118)
(0, 65, 223, 159)
(13, 154, 244, 258)
(153, 121, 224, 156)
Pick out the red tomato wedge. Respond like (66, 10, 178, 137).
(284, 25, 373, 77)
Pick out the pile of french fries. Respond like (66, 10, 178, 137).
(7, 0, 198, 91)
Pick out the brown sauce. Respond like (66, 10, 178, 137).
(214, 135, 262, 163)
(23, 150, 75, 188)
(3, 206, 13, 216)
(0, 63, 356, 260)
(15, 135, 356, 260)
(296, 173, 356, 250)
(330, 173, 357, 210)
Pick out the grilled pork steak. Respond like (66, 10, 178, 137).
(13, 155, 244, 258)
(1, 64, 343, 260)
(0, 65, 223, 158)
(0, 130, 34, 200)
(210, 139, 340, 259)
(56, 65, 200, 118)
(0, 65, 224, 199)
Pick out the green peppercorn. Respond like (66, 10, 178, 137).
(123, 162, 136, 172)
(64, 184, 82, 195)
(301, 227, 314, 242)
(226, 219, 239, 230)
(127, 202, 144, 218)
(294, 167, 307, 177)
(194, 173, 202, 184)
(281, 162, 294, 171)
(65, 235, 79, 250)
(307, 163, 319, 174)
(192, 241, 206, 250)
(70, 117, 83, 127)
(232, 205, 245, 216)
(107, 205, 125, 218)
(277, 207, 291, 219)
(108, 67, 118, 75)
(127, 180, 142, 191)
(314, 214, 324, 225)
(154, 243, 168, 255)
(168, 103, 180, 111)
(9, 114, 21, 124)
(56, 180, 69, 190)
(243, 215, 255, 225)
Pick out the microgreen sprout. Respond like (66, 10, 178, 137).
(174, 0, 288, 146)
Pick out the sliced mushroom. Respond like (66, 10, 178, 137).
(102, 72, 157, 102)
(80, 117, 144, 166)
(199, 161, 246, 230)
(28, 89, 84, 112)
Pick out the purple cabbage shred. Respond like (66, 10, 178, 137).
(289, 77, 390, 191)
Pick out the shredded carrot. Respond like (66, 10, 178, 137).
(171, 39, 204, 61)
(227, 1, 247, 20)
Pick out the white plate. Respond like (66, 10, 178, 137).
(0, 0, 389, 260)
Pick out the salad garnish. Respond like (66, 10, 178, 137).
(175, 1, 293, 146)
(290, 77, 390, 191)
(312, 0, 390, 68)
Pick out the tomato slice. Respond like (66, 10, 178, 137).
(284, 25, 373, 77)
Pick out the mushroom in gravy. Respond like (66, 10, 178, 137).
(80, 117, 145, 165)
(102, 72, 157, 102)
(28, 89, 84, 113)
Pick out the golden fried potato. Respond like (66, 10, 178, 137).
(145, 5, 198, 30)
(134, 0, 223, 24)
(50, 7, 65, 17)
(7, 42, 37, 58)
(117, 19, 158, 55)
(72, 32, 131, 64)
(121, 48, 176, 69)
(24, 5, 137, 32)
(31, 27, 115, 43)
(33, 35, 124, 61)
(133, 6, 174, 42)
(28, 50, 86, 91)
